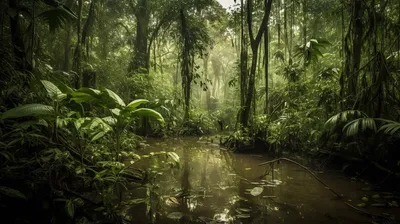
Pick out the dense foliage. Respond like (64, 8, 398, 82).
(1, 0, 400, 222)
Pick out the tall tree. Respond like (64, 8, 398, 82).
(240, 0, 273, 127)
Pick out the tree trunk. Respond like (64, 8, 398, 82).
(9, 0, 29, 71)
(180, 9, 192, 121)
(342, 0, 364, 108)
(130, 0, 150, 74)
(264, 21, 269, 114)
(72, 0, 83, 89)
(240, 0, 273, 127)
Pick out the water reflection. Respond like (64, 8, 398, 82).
(127, 137, 394, 223)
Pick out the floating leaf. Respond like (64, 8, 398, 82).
(250, 187, 263, 196)
(236, 214, 251, 218)
(357, 203, 366, 207)
(167, 212, 184, 220)
(372, 194, 380, 199)
(236, 208, 251, 213)
(361, 197, 368, 202)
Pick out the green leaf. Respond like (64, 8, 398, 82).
(75, 166, 86, 175)
(105, 88, 125, 107)
(102, 116, 117, 126)
(0, 186, 27, 200)
(125, 99, 149, 111)
(41, 80, 67, 102)
(0, 104, 54, 120)
(65, 199, 75, 218)
(71, 92, 97, 104)
(131, 108, 165, 123)
(71, 88, 101, 103)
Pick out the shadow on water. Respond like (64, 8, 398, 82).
(125, 137, 399, 223)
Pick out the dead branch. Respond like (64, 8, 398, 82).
(259, 157, 343, 198)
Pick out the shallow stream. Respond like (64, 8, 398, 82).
(125, 137, 399, 224)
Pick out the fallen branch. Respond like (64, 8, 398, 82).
(259, 157, 342, 198)
(344, 202, 393, 220)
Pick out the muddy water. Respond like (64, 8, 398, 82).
(126, 137, 399, 223)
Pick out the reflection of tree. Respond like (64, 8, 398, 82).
(180, 146, 191, 223)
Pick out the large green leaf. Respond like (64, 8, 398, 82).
(71, 88, 100, 104)
(131, 108, 164, 123)
(105, 89, 125, 107)
(41, 80, 67, 102)
(88, 118, 113, 142)
(125, 99, 149, 111)
(0, 104, 54, 120)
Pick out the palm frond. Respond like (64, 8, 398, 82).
(325, 110, 368, 126)
(343, 118, 377, 137)
(37, 7, 76, 32)
(376, 119, 400, 135)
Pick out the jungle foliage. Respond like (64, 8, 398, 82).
(1, 0, 400, 222)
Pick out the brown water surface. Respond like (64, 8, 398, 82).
(126, 137, 399, 224)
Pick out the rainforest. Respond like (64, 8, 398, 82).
(1, 0, 400, 223)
